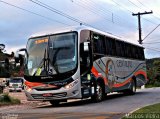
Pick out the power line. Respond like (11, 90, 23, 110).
(136, 0, 160, 21)
(143, 46, 160, 52)
(71, 0, 134, 28)
(132, 11, 153, 44)
(71, 0, 112, 23)
(82, 0, 134, 25)
(111, 0, 157, 25)
(143, 24, 160, 41)
(29, 0, 102, 29)
(29, 0, 83, 24)
(128, 0, 160, 22)
(70, 0, 115, 29)
(0, 0, 70, 26)
(127, 0, 159, 25)
(143, 41, 160, 44)
(28, 0, 121, 36)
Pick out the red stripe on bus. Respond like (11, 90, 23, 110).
(113, 78, 132, 88)
(134, 70, 147, 80)
(113, 70, 147, 88)
(91, 67, 108, 85)
(24, 81, 57, 88)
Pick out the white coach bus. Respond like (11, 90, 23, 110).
(22, 26, 147, 106)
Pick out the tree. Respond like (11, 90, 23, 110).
(153, 60, 160, 76)
(5, 58, 9, 70)
(0, 44, 5, 53)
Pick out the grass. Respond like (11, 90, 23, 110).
(122, 103, 160, 119)
(145, 81, 160, 88)
(0, 93, 20, 106)
(145, 84, 160, 88)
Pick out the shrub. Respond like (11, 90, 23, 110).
(0, 93, 20, 106)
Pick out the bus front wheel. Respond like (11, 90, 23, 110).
(91, 81, 104, 102)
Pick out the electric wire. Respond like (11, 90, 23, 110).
(81, 0, 135, 26)
(143, 46, 160, 52)
(28, 0, 124, 37)
(71, 0, 134, 29)
(143, 41, 160, 44)
(111, 0, 158, 25)
(0, 0, 70, 26)
(136, 0, 160, 21)
(128, 0, 160, 22)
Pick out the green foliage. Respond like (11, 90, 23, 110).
(146, 58, 160, 87)
(0, 93, 11, 102)
(0, 93, 20, 106)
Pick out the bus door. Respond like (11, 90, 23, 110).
(80, 41, 93, 98)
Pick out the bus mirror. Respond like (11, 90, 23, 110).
(84, 42, 89, 51)
(15, 48, 28, 58)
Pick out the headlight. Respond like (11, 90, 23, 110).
(64, 79, 79, 89)
(25, 85, 32, 92)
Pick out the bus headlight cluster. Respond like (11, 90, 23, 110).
(65, 79, 79, 89)
(25, 85, 32, 92)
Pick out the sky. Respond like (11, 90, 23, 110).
(0, 0, 160, 58)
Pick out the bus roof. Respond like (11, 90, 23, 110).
(30, 26, 143, 48)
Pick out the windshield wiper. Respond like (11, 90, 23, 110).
(33, 48, 48, 76)
(33, 41, 59, 76)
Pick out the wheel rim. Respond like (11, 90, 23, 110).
(96, 84, 103, 101)
(133, 82, 136, 92)
(131, 80, 136, 93)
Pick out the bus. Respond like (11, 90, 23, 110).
(22, 26, 147, 106)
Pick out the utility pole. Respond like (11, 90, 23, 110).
(132, 11, 153, 44)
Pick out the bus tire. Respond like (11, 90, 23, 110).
(130, 79, 136, 95)
(49, 100, 60, 106)
(91, 81, 104, 102)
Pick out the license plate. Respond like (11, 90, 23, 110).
(13, 84, 18, 86)
(43, 93, 52, 97)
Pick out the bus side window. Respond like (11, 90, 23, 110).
(111, 39, 116, 56)
(105, 37, 109, 55)
(93, 33, 106, 55)
(140, 48, 145, 60)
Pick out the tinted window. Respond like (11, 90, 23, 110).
(105, 37, 116, 56)
(93, 33, 106, 54)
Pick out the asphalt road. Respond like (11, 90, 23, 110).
(1, 87, 160, 119)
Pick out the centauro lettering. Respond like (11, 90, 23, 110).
(116, 60, 132, 68)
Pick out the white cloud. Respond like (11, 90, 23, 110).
(0, 0, 160, 58)
(5, 44, 26, 54)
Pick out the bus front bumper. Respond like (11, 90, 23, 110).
(24, 84, 81, 101)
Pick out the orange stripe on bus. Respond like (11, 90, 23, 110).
(91, 67, 108, 85)
(134, 70, 147, 79)
(113, 78, 132, 88)
(91, 67, 99, 78)
(25, 81, 43, 88)
(24, 81, 57, 88)
(113, 70, 147, 88)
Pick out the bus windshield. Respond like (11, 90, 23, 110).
(25, 32, 77, 77)
(9, 78, 22, 83)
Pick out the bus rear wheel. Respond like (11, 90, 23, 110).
(130, 79, 136, 95)
(91, 81, 104, 102)
(124, 79, 136, 95)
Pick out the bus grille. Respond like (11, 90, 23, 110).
(34, 87, 60, 91)
(31, 92, 67, 99)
